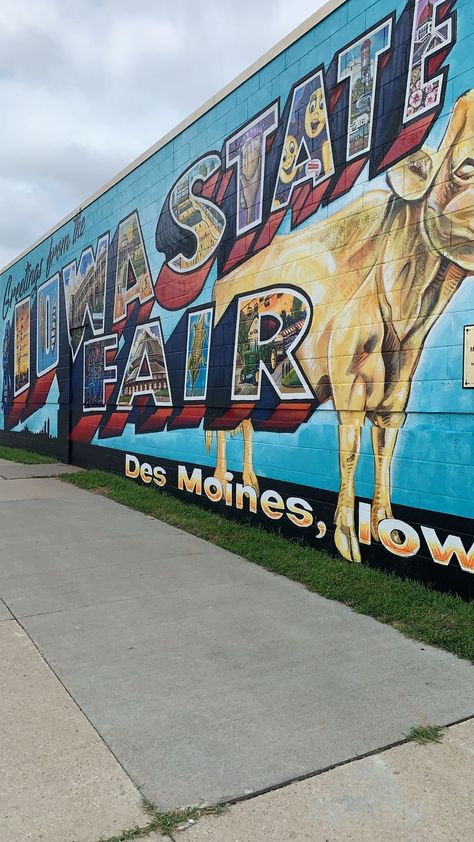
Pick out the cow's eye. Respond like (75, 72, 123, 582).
(454, 158, 474, 180)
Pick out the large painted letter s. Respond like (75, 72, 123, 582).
(168, 155, 226, 274)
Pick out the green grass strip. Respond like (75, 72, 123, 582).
(0, 444, 58, 464)
(62, 468, 473, 662)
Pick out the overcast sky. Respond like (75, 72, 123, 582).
(0, 0, 329, 269)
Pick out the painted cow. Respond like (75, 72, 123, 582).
(207, 91, 474, 563)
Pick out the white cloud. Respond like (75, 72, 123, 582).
(0, 0, 327, 268)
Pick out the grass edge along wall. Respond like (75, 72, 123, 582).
(1, 0, 473, 596)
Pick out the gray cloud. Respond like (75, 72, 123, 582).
(0, 0, 325, 268)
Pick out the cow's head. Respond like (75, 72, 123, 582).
(388, 90, 474, 271)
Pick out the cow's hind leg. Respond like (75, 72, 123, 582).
(334, 409, 365, 564)
(214, 431, 228, 483)
(367, 411, 404, 542)
(214, 423, 259, 495)
(242, 419, 259, 494)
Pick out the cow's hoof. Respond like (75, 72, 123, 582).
(242, 469, 260, 496)
(214, 468, 228, 485)
(371, 505, 402, 544)
(335, 524, 361, 563)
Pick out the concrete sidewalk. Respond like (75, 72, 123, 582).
(0, 468, 473, 839)
(180, 720, 474, 841)
(0, 614, 153, 842)
(0, 456, 80, 479)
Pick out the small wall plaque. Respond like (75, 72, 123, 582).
(463, 325, 474, 388)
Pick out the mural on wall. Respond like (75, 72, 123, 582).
(63, 234, 108, 357)
(231, 290, 311, 399)
(14, 299, 30, 396)
(117, 322, 171, 408)
(185, 309, 212, 399)
(114, 213, 154, 322)
(337, 20, 392, 159)
(1, 0, 473, 590)
(272, 70, 334, 208)
(169, 156, 227, 271)
(404, 0, 453, 120)
(210, 95, 471, 563)
(37, 274, 59, 377)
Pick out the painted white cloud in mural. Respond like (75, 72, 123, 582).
(0, 0, 326, 268)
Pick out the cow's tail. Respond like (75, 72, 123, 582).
(230, 423, 243, 438)
(205, 425, 242, 452)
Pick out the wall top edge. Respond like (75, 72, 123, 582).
(0, 0, 346, 276)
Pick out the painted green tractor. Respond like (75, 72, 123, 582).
(240, 343, 279, 386)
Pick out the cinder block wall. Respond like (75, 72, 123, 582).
(1, 0, 473, 595)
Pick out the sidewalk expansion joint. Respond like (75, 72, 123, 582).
(217, 712, 474, 808)
(94, 715, 474, 841)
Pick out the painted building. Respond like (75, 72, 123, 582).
(1, 0, 473, 596)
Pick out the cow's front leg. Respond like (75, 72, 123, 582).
(367, 412, 405, 542)
(334, 409, 365, 563)
(242, 419, 259, 494)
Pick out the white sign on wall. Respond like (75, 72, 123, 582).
(463, 325, 474, 388)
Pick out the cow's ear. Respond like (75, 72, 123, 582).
(387, 147, 435, 201)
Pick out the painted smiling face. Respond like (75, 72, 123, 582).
(279, 135, 299, 183)
(305, 88, 326, 139)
